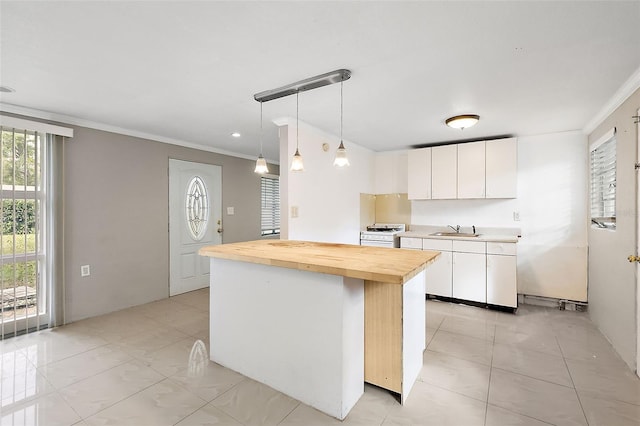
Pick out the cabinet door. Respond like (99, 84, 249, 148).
(452, 252, 486, 303)
(486, 138, 517, 198)
(487, 254, 517, 307)
(425, 251, 452, 297)
(431, 145, 457, 199)
(457, 141, 486, 199)
(407, 148, 431, 200)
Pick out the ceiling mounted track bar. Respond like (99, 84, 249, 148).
(254, 69, 351, 103)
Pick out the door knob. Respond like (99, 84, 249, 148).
(217, 228, 223, 234)
(628, 255, 640, 263)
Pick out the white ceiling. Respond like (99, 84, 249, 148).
(1, 1, 639, 163)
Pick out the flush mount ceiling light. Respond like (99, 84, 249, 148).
(445, 114, 480, 130)
(253, 69, 351, 173)
(254, 102, 269, 174)
(231, 132, 241, 138)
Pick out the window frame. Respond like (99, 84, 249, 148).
(589, 128, 616, 230)
(260, 174, 280, 237)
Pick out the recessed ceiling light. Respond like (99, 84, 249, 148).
(0, 86, 16, 93)
(231, 132, 241, 138)
(445, 114, 480, 130)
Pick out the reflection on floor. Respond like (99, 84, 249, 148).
(0, 289, 639, 425)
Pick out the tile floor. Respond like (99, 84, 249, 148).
(0, 289, 639, 425)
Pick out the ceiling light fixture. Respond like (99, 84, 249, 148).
(333, 80, 349, 167)
(253, 69, 351, 173)
(291, 92, 304, 172)
(254, 102, 269, 174)
(445, 114, 480, 130)
(231, 132, 241, 138)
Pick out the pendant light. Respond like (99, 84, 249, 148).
(254, 101, 269, 174)
(334, 80, 350, 167)
(291, 92, 304, 172)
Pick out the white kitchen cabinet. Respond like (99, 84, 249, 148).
(486, 137, 517, 198)
(431, 145, 457, 199)
(487, 242, 517, 307)
(407, 148, 431, 200)
(423, 239, 453, 297)
(400, 237, 423, 250)
(457, 141, 486, 199)
(452, 240, 487, 303)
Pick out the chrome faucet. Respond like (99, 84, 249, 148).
(448, 225, 461, 233)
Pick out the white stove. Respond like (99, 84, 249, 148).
(360, 223, 406, 248)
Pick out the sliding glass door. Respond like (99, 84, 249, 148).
(0, 126, 48, 338)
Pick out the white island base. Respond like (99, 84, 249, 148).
(208, 257, 427, 420)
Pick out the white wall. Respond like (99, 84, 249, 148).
(411, 131, 589, 301)
(279, 120, 375, 244)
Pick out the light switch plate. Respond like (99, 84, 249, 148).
(513, 211, 520, 221)
(291, 206, 299, 218)
(227, 207, 235, 215)
(81, 265, 90, 277)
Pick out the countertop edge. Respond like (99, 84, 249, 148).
(398, 232, 519, 243)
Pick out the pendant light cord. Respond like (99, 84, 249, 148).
(296, 92, 299, 150)
(340, 80, 343, 143)
(259, 101, 263, 155)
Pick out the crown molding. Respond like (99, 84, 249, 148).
(0, 103, 280, 165)
(583, 65, 640, 135)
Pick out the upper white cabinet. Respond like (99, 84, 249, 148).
(407, 137, 517, 200)
(407, 148, 431, 200)
(457, 141, 486, 199)
(486, 137, 517, 198)
(431, 145, 457, 199)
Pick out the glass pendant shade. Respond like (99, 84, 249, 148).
(333, 141, 350, 167)
(291, 148, 304, 172)
(254, 154, 269, 174)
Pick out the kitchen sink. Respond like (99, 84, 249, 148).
(429, 232, 480, 237)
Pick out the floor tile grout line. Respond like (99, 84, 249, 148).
(486, 402, 557, 426)
(47, 354, 133, 390)
(417, 377, 490, 405)
(80, 376, 182, 422)
(275, 401, 302, 425)
(490, 365, 577, 390)
(557, 334, 592, 426)
(483, 325, 496, 426)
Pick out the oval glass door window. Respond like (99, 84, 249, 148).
(185, 176, 209, 240)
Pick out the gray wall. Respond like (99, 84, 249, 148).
(64, 126, 278, 323)
(588, 87, 639, 371)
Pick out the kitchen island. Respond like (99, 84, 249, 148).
(199, 240, 438, 420)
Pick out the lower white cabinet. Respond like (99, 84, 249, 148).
(422, 239, 453, 297)
(452, 252, 486, 303)
(487, 254, 517, 308)
(410, 237, 517, 308)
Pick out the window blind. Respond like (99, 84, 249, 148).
(590, 134, 616, 229)
(261, 176, 280, 236)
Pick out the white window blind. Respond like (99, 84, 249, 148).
(590, 130, 616, 229)
(261, 176, 280, 236)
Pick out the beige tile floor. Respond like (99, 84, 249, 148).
(0, 289, 639, 425)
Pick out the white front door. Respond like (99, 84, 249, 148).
(169, 159, 222, 296)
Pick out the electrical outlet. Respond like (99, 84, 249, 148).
(291, 206, 299, 218)
(513, 211, 521, 221)
(227, 207, 235, 215)
(81, 265, 91, 277)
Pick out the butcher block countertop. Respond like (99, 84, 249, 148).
(199, 240, 439, 285)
